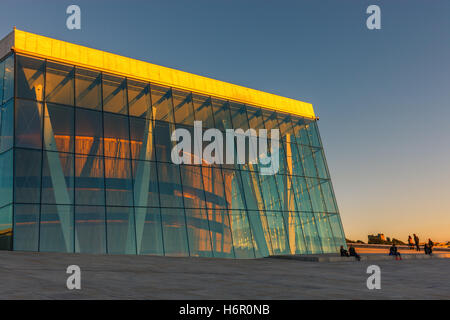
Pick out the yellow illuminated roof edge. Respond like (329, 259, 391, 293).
(11, 28, 316, 119)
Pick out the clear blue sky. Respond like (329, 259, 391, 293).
(2, 0, 449, 242)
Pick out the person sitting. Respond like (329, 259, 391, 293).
(389, 243, 402, 260)
(340, 245, 349, 257)
(348, 245, 361, 261)
(408, 235, 414, 250)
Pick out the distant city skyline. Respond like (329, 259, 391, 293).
(1, 0, 449, 242)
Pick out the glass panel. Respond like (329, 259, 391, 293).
(313, 148, 328, 179)
(185, 208, 213, 257)
(208, 209, 235, 258)
(308, 121, 321, 147)
(314, 212, 336, 253)
(103, 113, 130, 159)
(128, 80, 151, 118)
(329, 213, 346, 248)
(0, 205, 12, 250)
(15, 99, 43, 149)
(102, 74, 127, 114)
(132, 160, 160, 207)
(229, 102, 249, 130)
(160, 207, 189, 256)
(135, 207, 163, 255)
(45, 61, 74, 105)
(0, 150, 13, 207)
(75, 205, 106, 254)
(2, 55, 14, 103)
(157, 162, 184, 208)
(301, 145, 318, 178)
(279, 211, 307, 255)
(39, 205, 74, 252)
(75, 67, 102, 110)
(14, 148, 42, 203)
(16, 55, 45, 101)
(44, 103, 74, 153)
(228, 209, 255, 258)
(284, 139, 304, 177)
(104, 158, 133, 206)
(0, 100, 13, 152)
(75, 108, 103, 156)
(75, 154, 105, 205)
(13, 204, 39, 251)
(152, 85, 174, 122)
(180, 165, 206, 208)
(221, 169, 247, 210)
(276, 113, 295, 139)
(291, 117, 311, 146)
(211, 98, 232, 132)
(106, 206, 136, 254)
(291, 176, 313, 212)
(154, 120, 176, 163)
(320, 180, 338, 213)
(193, 94, 214, 129)
(307, 178, 326, 212)
(246, 105, 264, 130)
(202, 166, 227, 211)
(41, 151, 74, 205)
(129, 117, 156, 161)
(299, 211, 322, 254)
(172, 89, 194, 125)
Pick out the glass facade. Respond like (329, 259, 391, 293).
(0, 52, 346, 257)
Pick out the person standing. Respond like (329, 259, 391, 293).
(428, 238, 434, 249)
(413, 234, 420, 251)
(408, 235, 414, 250)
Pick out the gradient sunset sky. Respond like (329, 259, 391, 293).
(1, 0, 449, 242)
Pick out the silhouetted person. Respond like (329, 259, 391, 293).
(408, 235, 414, 250)
(340, 245, 349, 257)
(428, 238, 434, 248)
(348, 245, 360, 261)
(424, 244, 433, 255)
(413, 234, 420, 251)
(389, 243, 402, 260)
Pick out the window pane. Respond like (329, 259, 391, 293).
(16, 55, 45, 101)
(75, 108, 103, 156)
(106, 206, 136, 254)
(75, 67, 102, 110)
(41, 151, 74, 205)
(193, 94, 214, 129)
(221, 169, 246, 210)
(45, 61, 74, 105)
(160, 207, 189, 257)
(208, 209, 235, 258)
(135, 207, 163, 255)
(14, 149, 42, 203)
(308, 121, 321, 147)
(15, 99, 43, 149)
(154, 120, 176, 163)
(229, 102, 249, 130)
(44, 103, 74, 153)
(180, 165, 206, 208)
(128, 80, 151, 118)
(291, 117, 311, 146)
(104, 158, 133, 206)
(132, 160, 160, 207)
(2, 55, 14, 103)
(211, 98, 232, 132)
(129, 117, 156, 161)
(172, 89, 194, 125)
(307, 178, 325, 212)
(301, 145, 318, 178)
(246, 105, 264, 130)
(40, 205, 74, 252)
(75, 205, 106, 254)
(299, 211, 322, 254)
(276, 113, 294, 140)
(103, 113, 130, 158)
(102, 74, 127, 114)
(75, 154, 105, 205)
(157, 162, 184, 208)
(152, 85, 174, 122)
(0, 150, 13, 207)
(185, 208, 213, 257)
(228, 209, 255, 258)
(202, 166, 227, 211)
(320, 180, 338, 213)
(13, 204, 39, 251)
(0, 204, 12, 250)
(0, 100, 13, 152)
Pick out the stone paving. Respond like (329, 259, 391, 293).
(0, 251, 449, 299)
